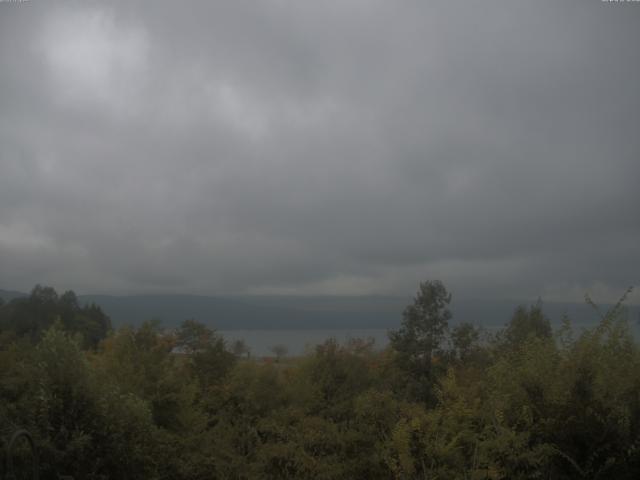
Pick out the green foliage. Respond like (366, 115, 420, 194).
(483, 291, 640, 479)
(25, 323, 159, 479)
(0, 283, 639, 479)
(389, 280, 452, 403)
(176, 319, 236, 391)
(0, 285, 111, 348)
(451, 321, 482, 362)
(501, 303, 552, 351)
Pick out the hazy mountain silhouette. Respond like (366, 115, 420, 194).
(2, 288, 637, 330)
(0, 289, 27, 302)
(79, 294, 638, 331)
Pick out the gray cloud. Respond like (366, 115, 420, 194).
(0, 0, 638, 302)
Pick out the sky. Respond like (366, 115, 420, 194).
(0, 0, 638, 302)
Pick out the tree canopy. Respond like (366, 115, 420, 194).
(388, 280, 452, 403)
(0, 282, 639, 479)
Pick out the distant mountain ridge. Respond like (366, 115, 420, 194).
(0, 289, 27, 302)
(64, 294, 640, 331)
(77, 294, 409, 330)
(2, 288, 638, 330)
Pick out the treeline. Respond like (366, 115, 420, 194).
(0, 282, 639, 479)
(0, 285, 111, 348)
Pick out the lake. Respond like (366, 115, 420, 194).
(220, 319, 640, 357)
(219, 329, 390, 356)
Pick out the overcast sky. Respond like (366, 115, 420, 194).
(0, 0, 638, 302)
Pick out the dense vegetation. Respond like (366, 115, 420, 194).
(0, 282, 638, 479)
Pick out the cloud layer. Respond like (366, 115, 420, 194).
(0, 1, 638, 302)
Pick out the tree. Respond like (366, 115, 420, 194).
(0, 286, 111, 347)
(270, 344, 288, 362)
(503, 303, 552, 350)
(30, 284, 59, 304)
(175, 319, 236, 389)
(389, 280, 452, 403)
(175, 319, 216, 354)
(450, 322, 481, 362)
(231, 339, 250, 358)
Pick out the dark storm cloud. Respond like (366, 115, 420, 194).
(0, 0, 638, 301)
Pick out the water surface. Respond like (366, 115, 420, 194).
(219, 329, 390, 357)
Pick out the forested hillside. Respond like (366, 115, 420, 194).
(0, 282, 639, 479)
